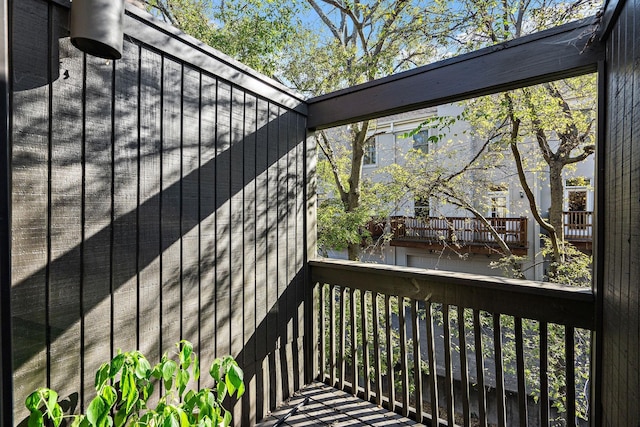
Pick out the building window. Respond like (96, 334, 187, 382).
(488, 188, 509, 218)
(412, 130, 430, 154)
(565, 178, 593, 231)
(567, 189, 587, 212)
(414, 196, 430, 218)
(565, 178, 592, 212)
(363, 140, 377, 165)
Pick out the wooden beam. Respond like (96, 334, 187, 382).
(599, 0, 624, 41)
(307, 17, 605, 130)
(309, 258, 595, 330)
(0, 0, 11, 424)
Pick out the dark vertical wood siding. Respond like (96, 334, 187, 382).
(602, 0, 640, 424)
(9, 1, 308, 424)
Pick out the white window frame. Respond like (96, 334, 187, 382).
(363, 139, 377, 166)
(487, 190, 509, 218)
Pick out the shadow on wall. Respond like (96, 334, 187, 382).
(11, 0, 308, 424)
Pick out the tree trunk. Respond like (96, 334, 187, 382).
(341, 122, 370, 261)
(548, 162, 565, 243)
(547, 161, 565, 267)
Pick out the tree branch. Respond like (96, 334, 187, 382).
(307, 0, 342, 42)
(316, 131, 348, 203)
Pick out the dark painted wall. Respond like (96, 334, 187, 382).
(10, 1, 310, 424)
(601, 0, 640, 424)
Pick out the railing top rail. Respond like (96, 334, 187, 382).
(395, 216, 527, 221)
(309, 258, 595, 330)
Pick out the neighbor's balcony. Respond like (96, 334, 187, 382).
(370, 216, 529, 255)
(309, 258, 595, 427)
(564, 211, 593, 242)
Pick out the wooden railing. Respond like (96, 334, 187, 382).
(564, 211, 593, 241)
(389, 216, 528, 248)
(310, 259, 595, 427)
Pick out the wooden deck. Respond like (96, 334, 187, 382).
(255, 382, 424, 427)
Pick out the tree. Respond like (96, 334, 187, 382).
(283, 0, 461, 260)
(445, 0, 599, 275)
(142, 0, 302, 77)
(379, 113, 529, 277)
(465, 81, 596, 278)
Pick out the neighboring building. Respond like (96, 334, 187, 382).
(345, 104, 595, 281)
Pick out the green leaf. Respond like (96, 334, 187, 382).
(179, 341, 193, 369)
(151, 363, 163, 379)
(193, 355, 200, 382)
(25, 390, 42, 412)
(87, 396, 109, 427)
(226, 365, 244, 398)
(222, 410, 232, 427)
(50, 403, 64, 427)
(177, 407, 190, 427)
(235, 382, 245, 399)
(163, 412, 179, 427)
(216, 382, 227, 403)
(114, 406, 128, 427)
(69, 415, 86, 427)
(125, 382, 139, 414)
(184, 390, 196, 406)
(101, 385, 118, 407)
(109, 354, 125, 377)
(121, 371, 135, 405)
(177, 370, 190, 397)
(135, 357, 151, 379)
(209, 359, 221, 382)
(27, 410, 43, 427)
(143, 381, 154, 402)
(163, 360, 178, 382)
(95, 363, 110, 390)
(46, 389, 58, 411)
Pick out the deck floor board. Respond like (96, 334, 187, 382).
(255, 382, 425, 426)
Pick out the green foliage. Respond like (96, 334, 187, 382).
(145, 0, 303, 77)
(541, 236, 592, 286)
(317, 198, 372, 255)
(316, 149, 403, 257)
(25, 341, 244, 427)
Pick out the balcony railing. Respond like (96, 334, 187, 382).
(378, 216, 528, 253)
(564, 211, 593, 241)
(310, 258, 595, 426)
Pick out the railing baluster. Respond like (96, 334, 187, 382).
(350, 288, 358, 396)
(320, 284, 326, 381)
(372, 292, 382, 406)
(493, 314, 507, 427)
(458, 306, 471, 427)
(411, 300, 424, 423)
(349, 289, 359, 396)
(443, 304, 455, 426)
(515, 317, 528, 426)
(425, 301, 439, 424)
(473, 310, 488, 427)
(329, 285, 336, 387)
(566, 326, 576, 427)
(540, 322, 549, 426)
(398, 296, 410, 417)
(339, 286, 347, 391)
(385, 294, 396, 412)
(361, 290, 371, 401)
